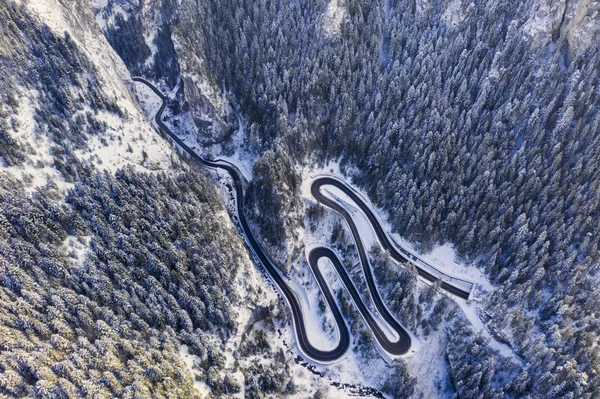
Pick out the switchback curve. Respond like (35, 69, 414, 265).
(311, 178, 473, 300)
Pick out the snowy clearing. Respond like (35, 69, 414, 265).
(179, 345, 211, 396)
(323, 0, 347, 37)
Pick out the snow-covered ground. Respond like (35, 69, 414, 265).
(179, 345, 211, 396)
(211, 109, 255, 181)
(406, 327, 454, 399)
(301, 195, 403, 354)
(135, 82, 164, 118)
(315, 245, 402, 345)
(292, 253, 400, 396)
(441, 0, 467, 27)
(322, 0, 347, 37)
(76, 110, 173, 174)
(137, 76, 256, 183)
(288, 263, 340, 352)
(0, 89, 68, 193)
(22, 0, 176, 180)
(207, 166, 380, 395)
(215, 154, 253, 182)
(63, 235, 90, 266)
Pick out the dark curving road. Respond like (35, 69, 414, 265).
(311, 178, 473, 300)
(132, 76, 451, 360)
(308, 247, 411, 354)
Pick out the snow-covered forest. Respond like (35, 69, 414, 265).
(1, 0, 600, 397)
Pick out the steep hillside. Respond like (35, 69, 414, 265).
(92, 0, 235, 144)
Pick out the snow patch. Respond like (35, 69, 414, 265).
(133, 81, 164, 121)
(288, 261, 340, 352)
(75, 107, 173, 174)
(63, 235, 90, 265)
(0, 90, 72, 192)
(411, 243, 490, 292)
(323, 0, 347, 37)
(406, 329, 453, 399)
(442, 0, 466, 27)
(179, 345, 211, 396)
(212, 109, 255, 181)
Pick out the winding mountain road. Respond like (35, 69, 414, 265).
(312, 178, 473, 300)
(133, 77, 471, 363)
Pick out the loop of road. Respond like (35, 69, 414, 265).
(133, 77, 469, 362)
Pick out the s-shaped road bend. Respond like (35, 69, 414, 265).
(133, 77, 472, 363)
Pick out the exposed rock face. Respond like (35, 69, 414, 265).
(183, 76, 234, 144)
(525, 0, 599, 53)
(422, 0, 598, 55)
(559, 0, 599, 53)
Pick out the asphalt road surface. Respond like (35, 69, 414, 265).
(311, 178, 472, 300)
